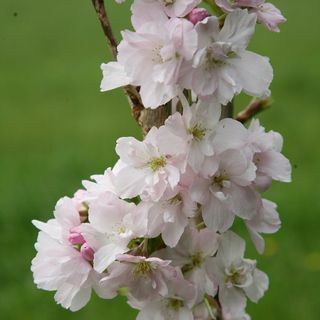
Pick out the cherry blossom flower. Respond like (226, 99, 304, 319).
(213, 118, 291, 191)
(161, 97, 221, 173)
(82, 168, 118, 201)
(31, 197, 109, 311)
(132, 0, 200, 23)
(80, 192, 144, 273)
(101, 18, 198, 109)
(191, 149, 260, 231)
(184, 9, 273, 104)
(142, 188, 197, 247)
(206, 231, 269, 315)
(216, 0, 286, 32)
(245, 198, 281, 253)
(247, 119, 291, 191)
(157, 227, 219, 301)
(114, 126, 187, 201)
(100, 255, 177, 301)
(131, 267, 196, 320)
(161, 0, 200, 18)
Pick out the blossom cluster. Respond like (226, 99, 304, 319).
(32, 0, 289, 319)
(101, 0, 285, 109)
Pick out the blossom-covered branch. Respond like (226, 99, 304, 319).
(32, 1, 290, 319)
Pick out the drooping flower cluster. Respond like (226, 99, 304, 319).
(101, 1, 279, 108)
(32, 0, 289, 319)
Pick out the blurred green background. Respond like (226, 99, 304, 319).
(0, 0, 319, 319)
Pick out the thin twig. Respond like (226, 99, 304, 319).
(91, 0, 144, 122)
(236, 98, 272, 123)
(91, 0, 118, 58)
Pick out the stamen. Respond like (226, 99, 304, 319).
(149, 156, 166, 171)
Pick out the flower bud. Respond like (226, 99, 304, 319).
(80, 243, 94, 262)
(68, 226, 86, 245)
(187, 8, 210, 25)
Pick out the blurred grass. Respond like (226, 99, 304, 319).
(0, 0, 319, 319)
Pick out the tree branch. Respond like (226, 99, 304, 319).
(91, 0, 118, 58)
(221, 101, 234, 119)
(91, 0, 144, 123)
(236, 98, 272, 123)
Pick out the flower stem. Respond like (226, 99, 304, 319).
(204, 297, 217, 319)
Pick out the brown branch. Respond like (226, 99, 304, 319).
(221, 101, 234, 119)
(91, 0, 144, 123)
(91, 0, 118, 58)
(236, 98, 272, 123)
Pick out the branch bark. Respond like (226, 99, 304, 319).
(236, 98, 272, 123)
(221, 101, 234, 119)
(91, 0, 173, 135)
(91, 0, 144, 124)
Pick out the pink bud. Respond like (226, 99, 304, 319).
(68, 227, 85, 245)
(187, 8, 210, 25)
(80, 243, 94, 262)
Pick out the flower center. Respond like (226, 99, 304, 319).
(205, 49, 225, 70)
(204, 43, 235, 71)
(225, 262, 254, 288)
(188, 124, 206, 141)
(167, 298, 184, 310)
(117, 225, 126, 234)
(162, 0, 175, 6)
(133, 261, 152, 277)
(191, 252, 203, 268)
(225, 266, 242, 286)
(168, 193, 182, 205)
(211, 171, 229, 188)
(149, 156, 166, 171)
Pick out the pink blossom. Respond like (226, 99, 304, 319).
(184, 9, 273, 104)
(216, 0, 286, 32)
(246, 199, 281, 254)
(248, 119, 291, 190)
(114, 126, 187, 201)
(131, 267, 196, 320)
(142, 188, 197, 247)
(101, 18, 198, 109)
(161, 97, 221, 173)
(31, 197, 110, 311)
(131, 0, 168, 30)
(100, 255, 177, 301)
(82, 168, 118, 201)
(157, 227, 219, 302)
(212, 118, 291, 191)
(206, 231, 269, 315)
(80, 191, 144, 273)
(161, 0, 201, 18)
(191, 149, 260, 231)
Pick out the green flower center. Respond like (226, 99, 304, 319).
(191, 252, 204, 268)
(188, 124, 206, 141)
(167, 298, 184, 310)
(212, 171, 228, 188)
(133, 261, 152, 277)
(163, 0, 175, 6)
(168, 193, 182, 205)
(149, 156, 166, 171)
